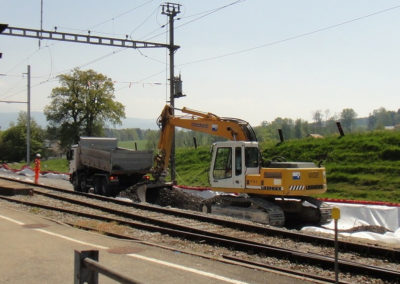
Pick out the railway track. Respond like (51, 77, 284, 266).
(1, 176, 399, 283)
(1, 176, 398, 259)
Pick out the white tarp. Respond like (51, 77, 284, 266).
(178, 187, 400, 245)
(302, 202, 400, 246)
(324, 202, 400, 232)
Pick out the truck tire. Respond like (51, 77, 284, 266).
(94, 177, 110, 196)
(72, 173, 81, 192)
(94, 177, 103, 195)
(79, 174, 89, 193)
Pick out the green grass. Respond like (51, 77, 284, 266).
(8, 159, 69, 173)
(261, 131, 400, 203)
(175, 146, 211, 186)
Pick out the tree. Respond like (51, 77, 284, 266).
(312, 110, 323, 134)
(325, 114, 339, 135)
(44, 68, 125, 148)
(294, 119, 309, 139)
(0, 112, 45, 162)
(340, 108, 357, 133)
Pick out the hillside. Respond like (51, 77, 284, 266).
(0, 112, 158, 130)
(174, 131, 400, 203)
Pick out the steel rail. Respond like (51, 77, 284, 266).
(222, 255, 349, 284)
(0, 194, 399, 281)
(69, 221, 346, 284)
(0, 175, 399, 261)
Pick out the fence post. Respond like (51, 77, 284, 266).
(74, 250, 99, 284)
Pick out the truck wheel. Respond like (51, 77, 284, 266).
(72, 174, 81, 192)
(79, 174, 88, 193)
(94, 177, 104, 195)
(94, 177, 110, 196)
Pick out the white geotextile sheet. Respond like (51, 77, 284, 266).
(302, 226, 400, 246)
(302, 202, 400, 245)
(324, 202, 400, 232)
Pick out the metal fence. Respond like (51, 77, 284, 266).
(74, 250, 141, 284)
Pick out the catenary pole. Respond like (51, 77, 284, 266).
(27, 65, 31, 164)
(161, 2, 181, 182)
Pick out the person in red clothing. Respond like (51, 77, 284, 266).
(34, 153, 41, 184)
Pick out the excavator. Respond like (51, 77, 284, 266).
(151, 104, 332, 226)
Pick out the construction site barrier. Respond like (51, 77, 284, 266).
(74, 250, 141, 284)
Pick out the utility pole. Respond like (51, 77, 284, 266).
(39, 0, 43, 48)
(26, 65, 31, 164)
(161, 2, 181, 182)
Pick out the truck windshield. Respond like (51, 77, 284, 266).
(245, 147, 259, 168)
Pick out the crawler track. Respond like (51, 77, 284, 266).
(0, 176, 399, 282)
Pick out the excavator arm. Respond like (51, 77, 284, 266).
(154, 105, 257, 179)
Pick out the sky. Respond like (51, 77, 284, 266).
(0, 0, 399, 128)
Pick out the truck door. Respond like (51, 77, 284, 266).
(210, 144, 245, 189)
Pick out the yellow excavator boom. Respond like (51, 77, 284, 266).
(156, 104, 257, 172)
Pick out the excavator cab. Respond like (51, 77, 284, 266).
(210, 141, 260, 189)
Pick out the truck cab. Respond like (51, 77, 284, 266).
(67, 145, 78, 175)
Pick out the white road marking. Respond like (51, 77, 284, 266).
(0, 213, 250, 284)
(34, 228, 108, 250)
(0, 214, 25, 225)
(127, 253, 249, 284)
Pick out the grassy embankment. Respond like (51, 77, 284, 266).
(262, 131, 400, 203)
(176, 131, 400, 203)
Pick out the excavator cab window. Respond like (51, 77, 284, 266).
(245, 147, 259, 168)
(213, 147, 232, 179)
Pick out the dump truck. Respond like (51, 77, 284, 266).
(67, 137, 153, 196)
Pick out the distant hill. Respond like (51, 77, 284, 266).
(111, 117, 158, 130)
(0, 112, 48, 130)
(0, 111, 372, 132)
(0, 112, 158, 130)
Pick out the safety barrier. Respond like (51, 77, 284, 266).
(74, 250, 141, 284)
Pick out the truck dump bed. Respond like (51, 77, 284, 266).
(78, 137, 153, 174)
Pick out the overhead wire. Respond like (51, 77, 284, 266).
(176, 0, 246, 29)
(0, 77, 27, 101)
(136, 49, 165, 65)
(178, 4, 400, 67)
(143, 0, 247, 42)
(88, 0, 155, 31)
(0, 0, 156, 84)
(129, 5, 160, 39)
